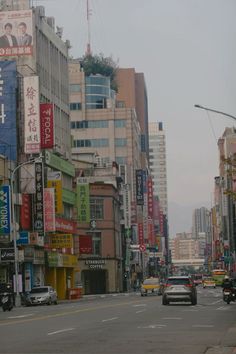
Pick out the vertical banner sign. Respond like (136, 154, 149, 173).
(40, 103, 54, 149)
(34, 162, 44, 235)
(23, 76, 40, 154)
(123, 184, 131, 229)
(44, 188, 56, 232)
(0, 10, 33, 57)
(77, 180, 90, 223)
(138, 222, 144, 245)
(147, 176, 154, 218)
(47, 171, 63, 214)
(136, 169, 144, 205)
(142, 170, 148, 243)
(0, 61, 17, 161)
(20, 194, 31, 230)
(0, 185, 11, 236)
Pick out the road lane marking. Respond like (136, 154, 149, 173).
(133, 304, 146, 307)
(48, 328, 75, 336)
(192, 325, 214, 328)
(162, 317, 182, 320)
(0, 299, 154, 327)
(216, 306, 228, 310)
(136, 310, 146, 313)
(102, 317, 118, 322)
(138, 324, 166, 329)
(8, 314, 34, 319)
(211, 299, 222, 305)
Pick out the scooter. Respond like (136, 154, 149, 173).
(223, 288, 236, 304)
(1, 292, 13, 312)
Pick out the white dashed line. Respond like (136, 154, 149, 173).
(192, 325, 214, 328)
(102, 317, 118, 322)
(136, 310, 146, 313)
(48, 328, 75, 336)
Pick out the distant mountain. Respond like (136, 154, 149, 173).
(168, 201, 211, 238)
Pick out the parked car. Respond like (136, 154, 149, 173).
(140, 277, 161, 296)
(162, 276, 197, 305)
(26, 286, 58, 306)
(202, 277, 216, 288)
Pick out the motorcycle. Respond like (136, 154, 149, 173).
(223, 288, 236, 304)
(1, 292, 13, 312)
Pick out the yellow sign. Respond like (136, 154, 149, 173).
(47, 171, 63, 214)
(50, 233, 73, 248)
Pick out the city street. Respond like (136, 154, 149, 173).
(0, 287, 235, 354)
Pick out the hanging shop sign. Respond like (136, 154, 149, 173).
(40, 103, 54, 149)
(23, 76, 40, 154)
(0, 185, 11, 236)
(34, 162, 44, 234)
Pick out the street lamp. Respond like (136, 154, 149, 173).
(194, 104, 236, 122)
(195, 104, 236, 274)
(11, 156, 43, 307)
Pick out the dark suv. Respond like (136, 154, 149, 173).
(162, 276, 197, 305)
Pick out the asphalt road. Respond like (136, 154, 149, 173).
(0, 286, 235, 354)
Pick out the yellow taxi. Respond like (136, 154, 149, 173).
(202, 277, 216, 289)
(140, 277, 161, 296)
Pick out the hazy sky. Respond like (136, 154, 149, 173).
(35, 0, 236, 235)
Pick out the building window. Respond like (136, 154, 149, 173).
(115, 138, 127, 147)
(74, 139, 109, 148)
(70, 102, 82, 110)
(70, 84, 81, 93)
(116, 101, 125, 108)
(90, 198, 104, 219)
(92, 233, 101, 256)
(115, 119, 126, 128)
(116, 156, 127, 164)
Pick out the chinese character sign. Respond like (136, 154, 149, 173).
(47, 171, 63, 215)
(23, 76, 40, 154)
(0, 61, 17, 161)
(44, 188, 56, 232)
(136, 169, 144, 205)
(0, 10, 33, 57)
(77, 183, 90, 223)
(34, 162, 44, 234)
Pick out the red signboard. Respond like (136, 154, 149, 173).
(79, 235, 92, 254)
(55, 217, 77, 234)
(40, 103, 54, 149)
(138, 223, 144, 245)
(20, 194, 31, 230)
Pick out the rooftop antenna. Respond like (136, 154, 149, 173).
(86, 0, 92, 56)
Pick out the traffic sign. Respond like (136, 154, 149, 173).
(139, 244, 146, 252)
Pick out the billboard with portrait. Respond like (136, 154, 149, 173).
(0, 9, 33, 57)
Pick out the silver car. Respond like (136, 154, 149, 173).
(162, 276, 197, 305)
(27, 286, 58, 306)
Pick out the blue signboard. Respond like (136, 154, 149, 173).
(0, 185, 11, 235)
(17, 231, 29, 245)
(0, 61, 17, 161)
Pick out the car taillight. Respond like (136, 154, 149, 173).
(185, 284, 193, 287)
(165, 283, 171, 287)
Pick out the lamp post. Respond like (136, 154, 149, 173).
(11, 156, 43, 307)
(195, 104, 236, 274)
(194, 104, 236, 122)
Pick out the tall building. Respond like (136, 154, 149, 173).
(0, 1, 77, 300)
(192, 207, 210, 239)
(148, 122, 168, 215)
